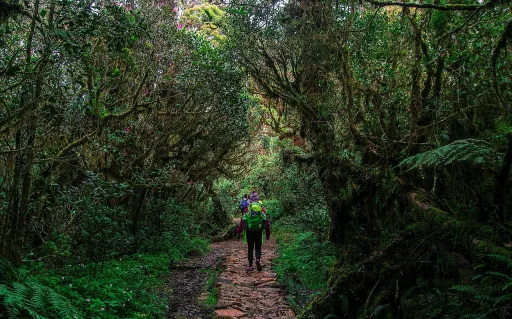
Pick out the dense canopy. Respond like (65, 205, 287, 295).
(0, 0, 511, 318)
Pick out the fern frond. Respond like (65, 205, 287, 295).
(502, 281, 512, 291)
(0, 280, 83, 319)
(450, 285, 481, 296)
(28, 281, 46, 310)
(484, 271, 512, 281)
(492, 293, 512, 306)
(6, 306, 20, 319)
(0, 284, 10, 295)
(487, 254, 512, 268)
(5, 282, 28, 306)
(399, 139, 499, 170)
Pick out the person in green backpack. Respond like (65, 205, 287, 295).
(236, 192, 271, 271)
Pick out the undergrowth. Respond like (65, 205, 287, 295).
(0, 254, 173, 318)
(271, 209, 336, 312)
(200, 266, 221, 311)
(0, 235, 210, 318)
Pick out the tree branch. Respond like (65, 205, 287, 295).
(367, 0, 482, 11)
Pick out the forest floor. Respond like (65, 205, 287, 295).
(166, 238, 295, 319)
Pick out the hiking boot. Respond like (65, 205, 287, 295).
(255, 259, 262, 271)
(246, 266, 253, 272)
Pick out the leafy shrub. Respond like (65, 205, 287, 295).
(137, 199, 208, 258)
(273, 219, 336, 311)
(241, 152, 281, 198)
(273, 163, 325, 212)
(213, 178, 239, 217)
(74, 203, 133, 262)
(262, 199, 284, 221)
(56, 173, 134, 263)
(0, 254, 171, 319)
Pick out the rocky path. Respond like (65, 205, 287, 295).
(166, 238, 295, 318)
(214, 239, 296, 319)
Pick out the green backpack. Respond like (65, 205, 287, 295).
(243, 202, 266, 232)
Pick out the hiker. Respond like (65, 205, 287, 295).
(236, 192, 270, 271)
(239, 193, 250, 216)
(249, 190, 259, 203)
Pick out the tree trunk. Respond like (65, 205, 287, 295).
(2, 0, 40, 266)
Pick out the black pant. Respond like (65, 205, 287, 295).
(246, 230, 262, 267)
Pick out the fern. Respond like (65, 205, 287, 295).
(486, 254, 512, 268)
(492, 293, 512, 306)
(0, 280, 83, 319)
(451, 284, 481, 296)
(451, 253, 512, 317)
(484, 271, 512, 281)
(371, 304, 390, 317)
(399, 139, 499, 170)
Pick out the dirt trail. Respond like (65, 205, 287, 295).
(166, 246, 224, 318)
(167, 238, 295, 319)
(214, 239, 296, 319)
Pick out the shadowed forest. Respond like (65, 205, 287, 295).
(0, 0, 511, 318)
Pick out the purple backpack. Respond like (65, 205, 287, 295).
(240, 198, 250, 210)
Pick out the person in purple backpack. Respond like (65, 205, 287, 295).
(239, 193, 250, 216)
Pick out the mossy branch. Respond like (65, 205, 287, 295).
(491, 20, 512, 110)
(367, 0, 481, 11)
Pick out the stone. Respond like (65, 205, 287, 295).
(260, 299, 276, 308)
(216, 300, 242, 309)
(197, 291, 210, 303)
(259, 280, 281, 288)
(215, 308, 246, 318)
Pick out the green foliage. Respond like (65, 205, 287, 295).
(240, 152, 280, 198)
(0, 254, 172, 318)
(448, 254, 512, 318)
(274, 164, 326, 213)
(137, 199, 209, 258)
(201, 267, 221, 310)
(214, 178, 239, 216)
(399, 139, 500, 170)
(0, 280, 82, 318)
(182, 3, 227, 43)
(52, 172, 209, 263)
(263, 199, 284, 220)
(273, 221, 336, 311)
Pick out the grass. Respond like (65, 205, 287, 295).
(272, 217, 336, 313)
(198, 265, 222, 314)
